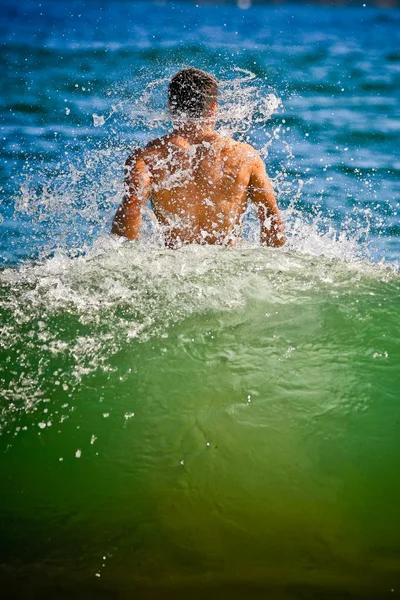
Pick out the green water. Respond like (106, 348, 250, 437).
(1, 0, 400, 595)
(1, 243, 399, 598)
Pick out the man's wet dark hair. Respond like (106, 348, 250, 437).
(168, 68, 218, 119)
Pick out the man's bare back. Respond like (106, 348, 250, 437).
(112, 69, 285, 248)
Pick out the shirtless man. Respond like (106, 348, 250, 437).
(112, 68, 285, 248)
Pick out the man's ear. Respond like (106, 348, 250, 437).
(208, 102, 217, 116)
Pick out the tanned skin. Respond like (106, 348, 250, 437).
(112, 106, 285, 248)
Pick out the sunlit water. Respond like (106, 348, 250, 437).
(0, 1, 400, 598)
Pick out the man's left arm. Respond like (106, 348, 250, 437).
(111, 150, 151, 240)
(248, 153, 285, 247)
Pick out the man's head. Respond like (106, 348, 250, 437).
(168, 68, 218, 120)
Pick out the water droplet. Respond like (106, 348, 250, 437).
(93, 114, 105, 127)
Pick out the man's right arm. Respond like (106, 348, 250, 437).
(248, 153, 285, 247)
(111, 150, 151, 240)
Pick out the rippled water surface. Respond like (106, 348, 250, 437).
(0, 1, 399, 598)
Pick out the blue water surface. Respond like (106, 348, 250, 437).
(0, 0, 399, 265)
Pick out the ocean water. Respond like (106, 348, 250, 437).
(0, 1, 399, 598)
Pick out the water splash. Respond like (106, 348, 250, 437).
(3, 65, 398, 437)
(11, 68, 291, 258)
(11, 66, 386, 269)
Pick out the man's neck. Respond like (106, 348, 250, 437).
(173, 121, 217, 143)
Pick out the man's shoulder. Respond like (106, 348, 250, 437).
(238, 140, 260, 161)
(221, 136, 259, 158)
(125, 135, 171, 165)
(125, 147, 145, 168)
(144, 134, 174, 152)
